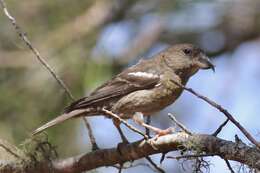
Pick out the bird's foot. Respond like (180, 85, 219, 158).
(144, 127, 174, 150)
(133, 112, 174, 140)
(153, 127, 174, 140)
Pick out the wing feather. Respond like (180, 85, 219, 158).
(65, 60, 160, 112)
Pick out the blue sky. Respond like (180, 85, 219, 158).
(77, 2, 260, 172)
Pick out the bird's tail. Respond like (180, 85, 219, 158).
(32, 109, 88, 135)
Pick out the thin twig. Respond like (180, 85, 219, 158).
(83, 118, 99, 150)
(145, 156, 166, 173)
(0, 144, 21, 159)
(160, 153, 167, 164)
(0, 0, 97, 150)
(168, 113, 192, 135)
(171, 79, 260, 148)
(82, 117, 98, 150)
(143, 117, 166, 173)
(224, 159, 235, 173)
(118, 164, 123, 173)
(212, 118, 229, 136)
(102, 108, 148, 140)
(235, 134, 245, 145)
(146, 116, 151, 138)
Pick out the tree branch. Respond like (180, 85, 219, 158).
(168, 113, 192, 135)
(0, 133, 259, 173)
(224, 159, 235, 173)
(102, 108, 148, 139)
(171, 79, 260, 148)
(212, 118, 229, 136)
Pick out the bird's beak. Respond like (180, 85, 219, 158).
(197, 54, 215, 72)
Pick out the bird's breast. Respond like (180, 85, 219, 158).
(112, 80, 183, 118)
(152, 82, 183, 108)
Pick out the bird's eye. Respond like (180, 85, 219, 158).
(183, 48, 192, 55)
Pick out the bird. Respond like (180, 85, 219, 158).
(32, 43, 214, 142)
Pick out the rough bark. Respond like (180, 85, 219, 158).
(0, 133, 259, 173)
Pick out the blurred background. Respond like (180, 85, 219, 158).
(0, 0, 260, 172)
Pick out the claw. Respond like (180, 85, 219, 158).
(147, 139, 159, 150)
(154, 127, 174, 140)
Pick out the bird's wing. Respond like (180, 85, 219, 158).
(33, 65, 160, 135)
(65, 63, 161, 112)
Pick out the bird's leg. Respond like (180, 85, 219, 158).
(133, 112, 173, 137)
(112, 118, 129, 144)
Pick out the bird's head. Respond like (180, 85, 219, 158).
(161, 44, 215, 77)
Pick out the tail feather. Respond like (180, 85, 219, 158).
(32, 109, 87, 135)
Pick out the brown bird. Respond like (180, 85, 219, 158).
(32, 43, 214, 141)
